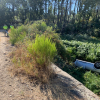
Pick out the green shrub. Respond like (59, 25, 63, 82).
(28, 24, 67, 63)
(27, 21, 47, 39)
(56, 40, 68, 61)
(9, 28, 18, 45)
(24, 18, 29, 25)
(30, 21, 47, 33)
(94, 28, 100, 37)
(45, 32, 68, 61)
(27, 34, 57, 67)
(84, 71, 100, 95)
(10, 34, 57, 83)
(62, 39, 100, 63)
(46, 26, 53, 33)
(42, 28, 68, 62)
(37, 21, 47, 32)
(17, 25, 28, 33)
(9, 25, 28, 45)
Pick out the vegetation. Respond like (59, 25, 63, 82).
(55, 34, 100, 96)
(1, 0, 100, 97)
(0, 0, 100, 34)
(11, 33, 57, 83)
(8, 19, 100, 95)
(9, 25, 28, 45)
(62, 65, 100, 95)
(9, 21, 67, 83)
(27, 34, 57, 67)
(62, 38, 100, 63)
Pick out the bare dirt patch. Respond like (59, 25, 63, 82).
(0, 31, 100, 100)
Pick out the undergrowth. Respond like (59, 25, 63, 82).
(9, 25, 28, 45)
(10, 35, 57, 83)
(62, 39, 100, 63)
(9, 20, 100, 95)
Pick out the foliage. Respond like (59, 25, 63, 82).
(43, 28, 68, 61)
(84, 71, 100, 95)
(1, 0, 100, 34)
(9, 25, 28, 45)
(36, 21, 47, 32)
(11, 35, 57, 83)
(9, 21, 68, 64)
(27, 34, 57, 67)
(62, 36, 100, 63)
(25, 21, 48, 39)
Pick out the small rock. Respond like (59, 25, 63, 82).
(2, 91, 5, 93)
(3, 52, 6, 55)
(9, 95, 12, 97)
(5, 59, 7, 61)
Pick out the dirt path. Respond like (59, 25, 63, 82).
(0, 31, 100, 100)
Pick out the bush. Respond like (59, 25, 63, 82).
(36, 21, 47, 32)
(9, 25, 28, 45)
(84, 71, 100, 95)
(27, 35, 57, 82)
(94, 28, 100, 37)
(43, 30, 68, 62)
(26, 21, 48, 40)
(30, 21, 47, 33)
(27, 35, 57, 66)
(11, 35, 57, 83)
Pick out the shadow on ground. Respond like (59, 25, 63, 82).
(38, 75, 84, 100)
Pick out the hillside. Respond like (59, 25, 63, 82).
(0, 31, 100, 100)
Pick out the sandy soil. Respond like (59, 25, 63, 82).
(0, 31, 100, 100)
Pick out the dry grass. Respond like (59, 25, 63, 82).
(9, 43, 56, 83)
